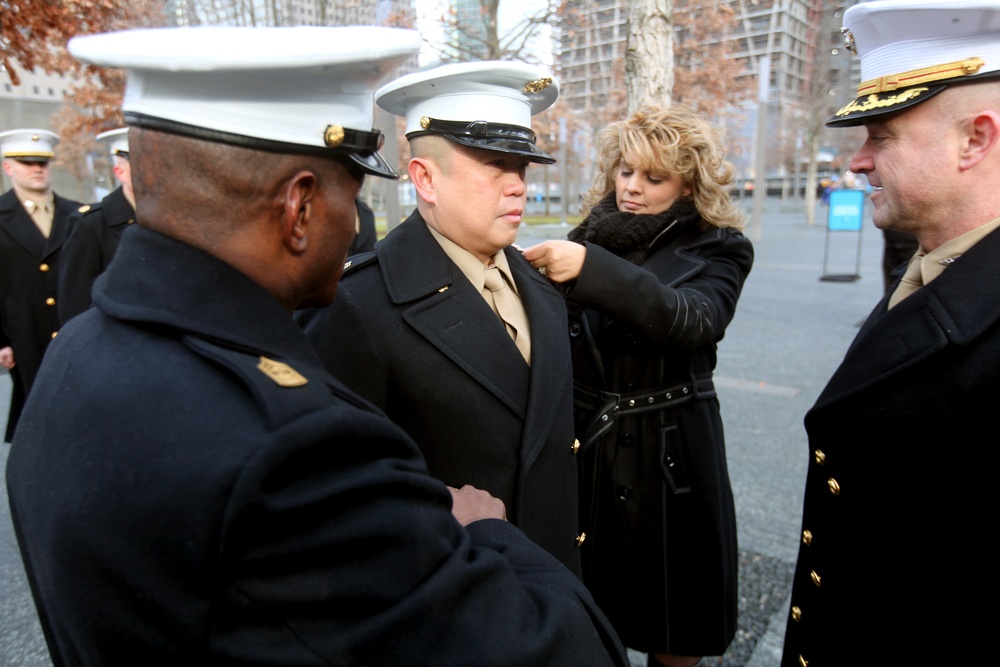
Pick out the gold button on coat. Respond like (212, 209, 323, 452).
(802, 530, 812, 546)
(40, 263, 50, 272)
(45, 297, 55, 306)
(827, 478, 841, 495)
(814, 449, 826, 464)
(810, 570, 821, 587)
(575, 532, 586, 547)
(791, 605, 802, 622)
(571, 439, 580, 454)
(798, 655, 809, 666)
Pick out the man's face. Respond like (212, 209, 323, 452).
(3, 158, 52, 197)
(425, 144, 531, 264)
(847, 93, 957, 237)
(112, 156, 133, 192)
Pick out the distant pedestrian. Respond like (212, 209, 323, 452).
(523, 102, 754, 667)
(59, 127, 136, 323)
(783, 2, 1000, 665)
(0, 128, 81, 442)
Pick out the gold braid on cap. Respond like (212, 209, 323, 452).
(835, 88, 930, 118)
(857, 57, 985, 95)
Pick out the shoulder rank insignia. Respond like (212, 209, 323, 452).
(257, 356, 308, 387)
(77, 204, 91, 214)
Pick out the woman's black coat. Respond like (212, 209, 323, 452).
(567, 212, 753, 655)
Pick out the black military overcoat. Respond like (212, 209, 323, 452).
(7, 225, 628, 667)
(782, 225, 1000, 667)
(299, 210, 583, 572)
(0, 187, 79, 441)
(58, 186, 136, 323)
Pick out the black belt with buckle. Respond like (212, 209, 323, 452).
(574, 375, 715, 450)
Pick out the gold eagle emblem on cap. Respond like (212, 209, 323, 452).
(842, 28, 856, 55)
(324, 124, 345, 148)
(523, 77, 553, 94)
(257, 356, 308, 387)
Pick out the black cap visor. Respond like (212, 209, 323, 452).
(408, 117, 555, 164)
(124, 111, 399, 179)
(6, 154, 53, 164)
(827, 69, 1000, 128)
(826, 85, 945, 127)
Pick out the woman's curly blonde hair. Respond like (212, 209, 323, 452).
(581, 103, 745, 230)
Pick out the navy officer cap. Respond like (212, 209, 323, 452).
(68, 26, 421, 178)
(830, 0, 1000, 127)
(376, 61, 559, 165)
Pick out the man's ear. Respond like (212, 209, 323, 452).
(959, 110, 1000, 172)
(281, 170, 318, 254)
(408, 157, 437, 205)
(1, 160, 11, 177)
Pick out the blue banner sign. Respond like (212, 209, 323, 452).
(828, 189, 865, 231)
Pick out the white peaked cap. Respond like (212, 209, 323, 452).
(0, 129, 59, 162)
(376, 61, 559, 164)
(68, 26, 422, 178)
(97, 128, 129, 157)
(830, 0, 1000, 127)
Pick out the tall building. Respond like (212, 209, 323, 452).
(555, 0, 863, 185)
(166, 0, 409, 27)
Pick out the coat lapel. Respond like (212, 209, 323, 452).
(507, 246, 570, 470)
(42, 194, 75, 257)
(0, 189, 46, 257)
(813, 226, 1000, 411)
(0, 190, 74, 259)
(378, 213, 530, 416)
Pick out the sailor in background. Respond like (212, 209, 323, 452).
(0, 128, 81, 442)
(59, 127, 136, 323)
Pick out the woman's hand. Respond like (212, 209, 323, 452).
(521, 240, 586, 283)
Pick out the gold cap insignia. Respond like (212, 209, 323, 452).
(857, 58, 985, 95)
(420, 116, 432, 130)
(324, 124, 345, 148)
(31, 134, 40, 141)
(841, 28, 856, 55)
(523, 77, 552, 94)
(257, 356, 308, 387)
(834, 87, 930, 118)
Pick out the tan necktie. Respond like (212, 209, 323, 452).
(23, 199, 53, 238)
(888, 252, 925, 309)
(483, 266, 531, 364)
